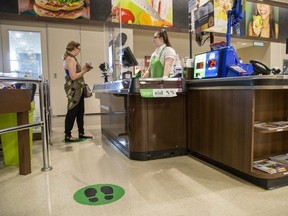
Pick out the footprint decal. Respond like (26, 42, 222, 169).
(84, 188, 98, 202)
(100, 186, 114, 200)
(74, 184, 125, 205)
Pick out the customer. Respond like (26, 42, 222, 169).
(63, 41, 93, 142)
(142, 29, 176, 78)
(248, 3, 278, 39)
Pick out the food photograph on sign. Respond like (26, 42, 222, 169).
(193, 0, 234, 34)
(213, 0, 233, 33)
(194, 0, 214, 33)
(18, 0, 90, 19)
(110, 0, 173, 27)
(245, 2, 279, 39)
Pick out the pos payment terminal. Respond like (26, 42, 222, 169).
(193, 0, 254, 79)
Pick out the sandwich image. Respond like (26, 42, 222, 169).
(33, 0, 85, 19)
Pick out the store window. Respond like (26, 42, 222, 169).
(8, 30, 42, 78)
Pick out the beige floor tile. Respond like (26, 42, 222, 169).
(1, 127, 288, 216)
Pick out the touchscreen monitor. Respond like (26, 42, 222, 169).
(120, 46, 138, 67)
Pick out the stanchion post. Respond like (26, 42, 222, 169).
(39, 76, 52, 172)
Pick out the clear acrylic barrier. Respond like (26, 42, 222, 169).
(104, 1, 136, 81)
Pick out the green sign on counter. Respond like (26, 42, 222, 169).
(140, 88, 177, 98)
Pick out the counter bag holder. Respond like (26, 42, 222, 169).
(84, 84, 93, 98)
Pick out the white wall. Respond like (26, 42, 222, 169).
(133, 29, 210, 63)
(237, 42, 286, 69)
(47, 24, 104, 116)
(237, 43, 270, 65)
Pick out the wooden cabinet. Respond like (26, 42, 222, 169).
(187, 76, 288, 189)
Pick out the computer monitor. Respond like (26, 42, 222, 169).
(120, 46, 138, 67)
(193, 50, 221, 79)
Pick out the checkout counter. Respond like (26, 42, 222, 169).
(93, 71, 288, 189)
(93, 78, 187, 160)
(187, 75, 288, 189)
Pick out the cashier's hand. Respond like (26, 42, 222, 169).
(162, 75, 169, 79)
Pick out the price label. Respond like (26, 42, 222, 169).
(140, 89, 178, 98)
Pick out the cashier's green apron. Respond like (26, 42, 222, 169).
(150, 46, 166, 78)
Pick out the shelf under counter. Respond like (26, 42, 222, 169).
(254, 128, 288, 133)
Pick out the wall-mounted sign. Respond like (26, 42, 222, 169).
(194, 0, 214, 33)
(245, 2, 279, 39)
(193, 0, 234, 34)
(110, 0, 173, 27)
(19, 0, 91, 19)
(253, 41, 265, 47)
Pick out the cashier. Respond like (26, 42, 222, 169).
(142, 29, 176, 79)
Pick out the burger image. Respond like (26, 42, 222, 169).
(33, 0, 86, 19)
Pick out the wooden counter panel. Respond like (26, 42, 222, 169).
(0, 89, 32, 175)
(98, 90, 187, 159)
(254, 90, 288, 122)
(129, 94, 187, 152)
(254, 133, 288, 159)
(188, 89, 253, 172)
(0, 89, 31, 113)
(146, 95, 186, 151)
(129, 95, 149, 152)
(17, 111, 31, 174)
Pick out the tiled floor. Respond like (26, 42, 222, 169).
(1, 126, 288, 216)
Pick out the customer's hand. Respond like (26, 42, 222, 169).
(83, 63, 93, 73)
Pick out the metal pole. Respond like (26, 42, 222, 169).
(39, 76, 52, 172)
(189, 9, 192, 58)
(44, 81, 52, 146)
(226, 10, 232, 47)
(0, 122, 43, 134)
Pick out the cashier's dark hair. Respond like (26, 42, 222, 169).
(157, 29, 172, 47)
(63, 41, 80, 60)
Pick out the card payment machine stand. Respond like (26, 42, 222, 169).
(220, 0, 254, 77)
(220, 46, 254, 77)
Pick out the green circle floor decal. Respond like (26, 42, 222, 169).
(73, 184, 125, 205)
